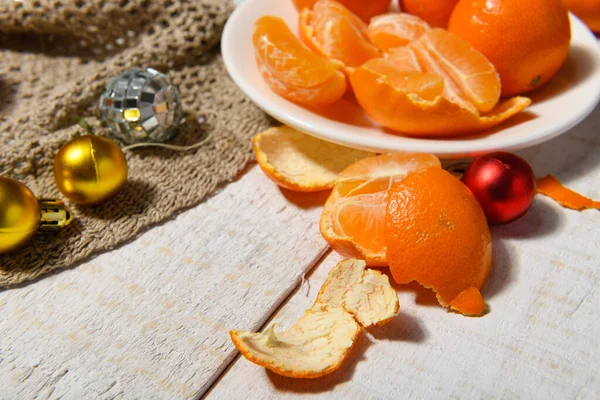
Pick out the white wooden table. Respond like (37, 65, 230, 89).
(1, 104, 599, 399)
(1, 1, 599, 396)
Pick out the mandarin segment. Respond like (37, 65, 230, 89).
(362, 58, 444, 101)
(414, 29, 501, 113)
(320, 153, 441, 265)
(386, 46, 423, 72)
(300, 0, 381, 68)
(384, 167, 492, 316)
(253, 126, 375, 192)
(367, 13, 431, 50)
(253, 16, 347, 106)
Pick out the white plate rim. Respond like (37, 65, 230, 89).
(222, 0, 600, 157)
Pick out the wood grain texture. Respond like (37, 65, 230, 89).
(208, 106, 600, 400)
(0, 165, 329, 399)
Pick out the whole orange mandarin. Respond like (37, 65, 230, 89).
(399, 0, 459, 28)
(563, 0, 600, 32)
(292, 0, 391, 22)
(448, 0, 571, 97)
(385, 167, 492, 316)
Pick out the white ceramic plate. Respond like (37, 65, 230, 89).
(222, 0, 600, 157)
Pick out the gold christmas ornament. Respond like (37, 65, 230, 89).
(0, 177, 74, 254)
(54, 135, 128, 205)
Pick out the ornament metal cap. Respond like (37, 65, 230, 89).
(0, 177, 75, 254)
(39, 199, 74, 233)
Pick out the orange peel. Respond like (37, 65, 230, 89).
(536, 175, 600, 211)
(230, 259, 399, 378)
(385, 168, 492, 316)
(253, 126, 375, 192)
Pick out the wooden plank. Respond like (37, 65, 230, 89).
(207, 110, 600, 399)
(0, 165, 329, 399)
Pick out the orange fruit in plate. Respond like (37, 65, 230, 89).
(367, 13, 431, 51)
(399, 0, 459, 28)
(299, 0, 381, 68)
(252, 126, 375, 192)
(448, 0, 571, 97)
(385, 167, 492, 316)
(253, 15, 347, 106)
(292, 0, 392, 23)
(563, 0, 600, 32)
(350, 29, 531, 137)
(320, 153, 441, 266)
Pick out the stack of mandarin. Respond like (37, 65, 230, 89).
(253, 0, 575, 137)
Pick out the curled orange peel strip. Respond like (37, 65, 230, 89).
(536, 175, 600, 211)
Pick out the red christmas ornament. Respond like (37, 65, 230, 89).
(462, 152, 536, 225)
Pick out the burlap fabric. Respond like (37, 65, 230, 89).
(0, 0, 273, 287)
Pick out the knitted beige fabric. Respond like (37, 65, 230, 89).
(0, 0, 273, 287)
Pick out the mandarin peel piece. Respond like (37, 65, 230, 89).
(230, 309, 362, 379)
(536, 175, 600, 211)
(311, 259, 399, 327)
(252, 126, 375, 192)
(230, 259, 399, 378)
(384, 168, 492, 316)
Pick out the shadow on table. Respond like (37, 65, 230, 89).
(279, 187, 331, 209)
(482, 199, 564, 302)
(266, 311, 426, 393)
(493, 197, 564, 241)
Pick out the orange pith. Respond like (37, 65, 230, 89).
(350, 29, 531, 137)
(252, 126, 375, 192)
(385, 167, 492, 316)
(292, 0, 392, 23)
(448, 0, 571, 97)
(253, 15, 346, 106)
(399, 0, 459, 28)
(367, 13, 431, 50)
(320, 153, 442, 266)
(299, 0, 381, 68)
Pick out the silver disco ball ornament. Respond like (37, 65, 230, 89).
(98, 68, 183, 144)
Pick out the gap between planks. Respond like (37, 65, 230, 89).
(199, 248, 333, 400)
